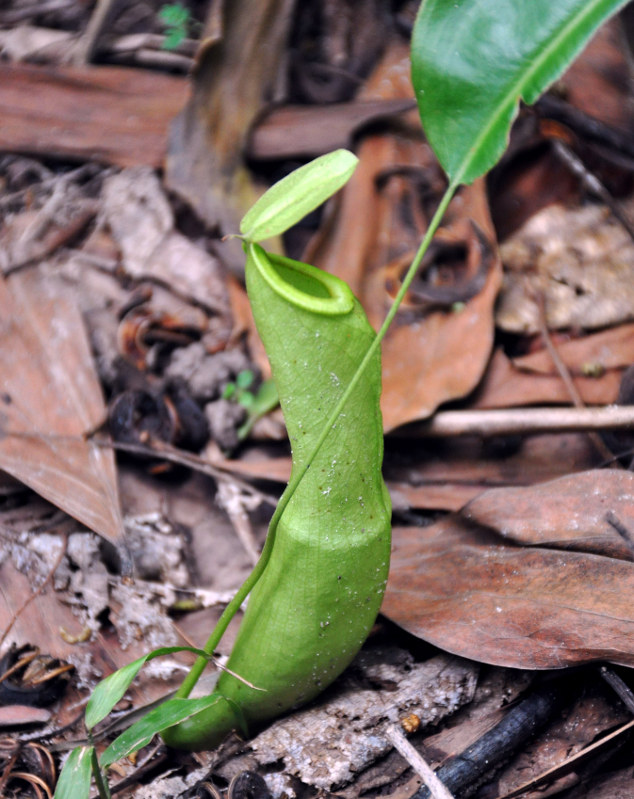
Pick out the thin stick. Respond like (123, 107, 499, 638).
(410, 405, 634, 438)
(70, 0, 118, 64)
(385, 724, 455, 799)
(216, 482, 261, 566)
(599, 665, 634, 715)
(95, 437, 277, 507)
(534, 291, 615, 462)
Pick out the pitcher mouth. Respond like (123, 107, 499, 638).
(247, 243, 354, 316)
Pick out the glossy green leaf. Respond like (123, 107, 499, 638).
(239, 149, 358, 242)
(54, 746, 93, 799)
(100, 695, 241, 767)
(85, 646, 213, 729)
(412, 0, 630, 185)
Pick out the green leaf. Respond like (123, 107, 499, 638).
(237, 391, 255, 409)
(239, 150, 358, 242)
(159, 3, 190, 27)
(100, 696, 238, 766)
(162, 28, 186, 50)
(54, 746, 93, 799)
(236, 378, 279, 441)
(235, 369, 255, 390)
(249, 378, 278, 416)
(222, 382, 236, 400)
(85, 646, 214, 729)
(412, 0, 630, 185)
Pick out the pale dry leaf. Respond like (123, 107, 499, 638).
(498, 202, 634, 333)
(101, 168, 229, 315)
(0, 269, 124, 547)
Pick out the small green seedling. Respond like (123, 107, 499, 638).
(222, 370, 280, 441)
(221, 369, 256, 405)
(54, 3, 630, 795)
(159, 3, 193, 50)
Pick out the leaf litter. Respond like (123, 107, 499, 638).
(1, 2, 634, 798)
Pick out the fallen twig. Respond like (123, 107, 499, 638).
(410, 682, 567, 799)
(386, 723, 455, 799)
(409, 405, 634, 438)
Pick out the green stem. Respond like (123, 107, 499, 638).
(177, 179, 458, 699)
(90, 739, 112, 799)
(175, 526, 277, 697)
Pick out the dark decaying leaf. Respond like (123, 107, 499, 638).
(0, 270, 125, 547)
(382, 469, 634, 669)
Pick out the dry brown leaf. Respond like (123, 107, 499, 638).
(0, 62, 188, 167)
(248, 99, 415, 159)
(473, 347, 623, 409)
(513, 323, 634, 375)
(379, 193, 502, 430)
(387, 431, 599, 512)
(0, 269, 125, 548)
(382, 470, 634, 669)
(462, 470, 634, 560)
(0, 704, 51, 727)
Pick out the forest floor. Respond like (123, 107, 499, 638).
(1, 2, 634, 798)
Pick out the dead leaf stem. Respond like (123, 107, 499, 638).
(535, 290, 616, 462)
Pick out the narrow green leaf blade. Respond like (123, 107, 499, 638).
(412, 0, 630, 185)
(100, 696, 231, 766)
(54, 746, 93, 799)
(85, 655, 148, 730)
(85, 646, 212, 729)
(240, 149, 358, 242)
